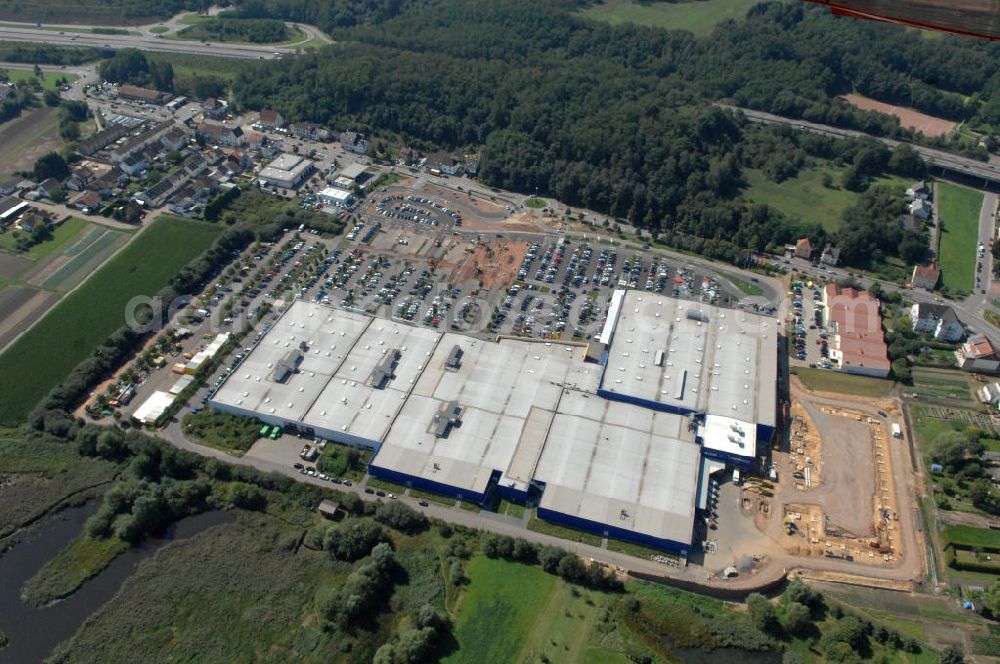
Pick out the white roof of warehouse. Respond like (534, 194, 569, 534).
(339, 162, 368, 180)
(208, 296, 777, 547)
(601, 290, 776, 429)
(374, 335, 597, 496)
(533, 391, 701, 545)
(133, 390, 174, 424)
(212, 303, 440, 443)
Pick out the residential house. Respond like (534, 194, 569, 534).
(196, 123, 244, 147)
(88, 171, 125, 199)
(956, 333, 1000, 373)
(911, 262, 940, 290)
(906, 181, 930, 200)
(66, 166, 95, 192)
(77, 123, 130, 156)
(159, 127, 189, 152)
(201, 98, 228, 121)
(181, 153, 208, 178)
(979, 380, 1000, 406)
(119, 152, 150, 177)
(258, 109, 285, 129)
(794, 237, 813, 260)
(427, 151, 462, 176)
(909, 198, 932, 221)
(19, 210, 49, 233)
(340, 131, 369, 154)
(290, 121, 331, 142)
(70, 191, 103, 214)
(245, 132, 266, 151)
(820, 245, 841, 267)
(909, 303, 964, 342)
(36, 178, 61, 200)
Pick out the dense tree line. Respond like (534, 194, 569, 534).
(100, 49, 174, 92)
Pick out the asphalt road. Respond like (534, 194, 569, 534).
(0, 26, 290, 59)
(723, 104, 1000, 187)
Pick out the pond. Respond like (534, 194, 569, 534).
(0, 504, 234, 662)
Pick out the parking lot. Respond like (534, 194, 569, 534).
(788, 279, 832, 370)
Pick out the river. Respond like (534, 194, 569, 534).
(0, 504, 234, 663)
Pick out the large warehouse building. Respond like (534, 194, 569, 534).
(210, 290, 777, 552)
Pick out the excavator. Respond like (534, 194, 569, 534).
(805, 0, 1000, 40)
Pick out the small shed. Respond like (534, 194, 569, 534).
(318, 499, 343, 521)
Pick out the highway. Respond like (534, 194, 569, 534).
(721, 104, 1000, 187)
(0, 25, 292, 59)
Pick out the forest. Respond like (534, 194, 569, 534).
(219, 0, 975, 265)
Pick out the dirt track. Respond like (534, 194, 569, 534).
(841, 94, 957, 138)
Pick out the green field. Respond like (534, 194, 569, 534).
(182, 409, 261, 456)
(579, 0, 761, 36)
(0, 216, 222, 425)
(937, 182, 984, 293)
(524, 197, 547, 209)
(41, 227, 127, 290)
(743, 164, 910, 232)
(790, 366, 896, 398)
(943, 525, 1000, 550)
(724, 273, 764, 296)
(0, 216, 87, 258)
(444, 557, 555, 663)
(4, 68, 75, 91)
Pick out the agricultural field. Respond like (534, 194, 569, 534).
(579, 0, 761, 36)
(0, 216, 222, 425)
(909, 368, 973, 403)
(937, 182, 984, 293)
(0, 106, 60, 177)
(743, 164, 910, 232)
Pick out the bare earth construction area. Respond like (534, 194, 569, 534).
(841, 93, 957, 137)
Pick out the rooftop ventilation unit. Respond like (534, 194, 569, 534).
(432, 400, 463, 438)
(444, 344, 463, 370)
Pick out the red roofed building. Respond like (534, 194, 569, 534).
(258, 109, 285, 129)
(956, 333, 1000, 374)
(795, 237, 813, 260)
(911, 262, 940, 290)
(822, 284, 890, 377)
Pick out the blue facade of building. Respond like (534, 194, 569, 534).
(536, 506, 690, 555)
(367, 462, 497, 505)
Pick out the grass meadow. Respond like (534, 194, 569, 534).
(937, 181, 984, 293)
